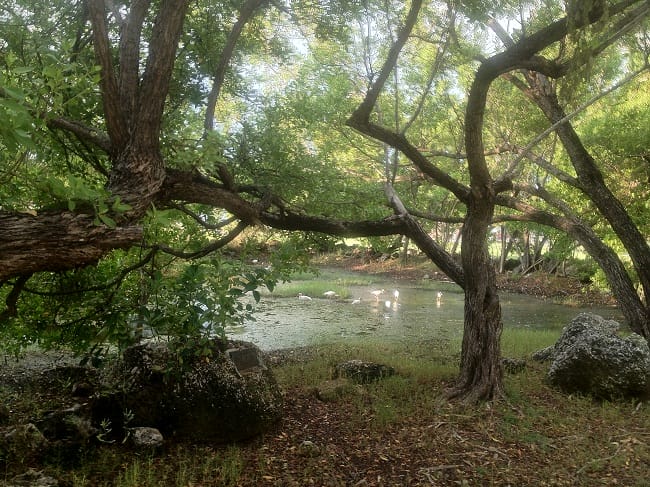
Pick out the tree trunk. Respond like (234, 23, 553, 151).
(498, 225, 509, 273)
(448, 193, 504, 402)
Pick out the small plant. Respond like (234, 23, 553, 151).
(96, 418, 114, 444)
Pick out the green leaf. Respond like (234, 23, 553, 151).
(98, 214, 116, 228)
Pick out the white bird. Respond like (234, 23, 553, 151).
(351, 298, 361, 305)
(370, 289, 385, 301)
(384, 299, 392, 309)
(393, 290, 400, 301)
(436, 291, 443, 306)
(298, 293, 312, 301)
(323, 290, 337, 299)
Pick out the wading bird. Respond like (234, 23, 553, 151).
(370, 289, 385, 301)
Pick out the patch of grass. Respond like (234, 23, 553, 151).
(266, 280, 353, 300)
(501, 327, 559, 357)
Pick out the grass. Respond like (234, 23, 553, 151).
(5, 334, 649, 486)
(265, 267, 379, 300)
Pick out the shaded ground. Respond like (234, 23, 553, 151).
(2, 256, 643, 486)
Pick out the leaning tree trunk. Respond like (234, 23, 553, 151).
(530, 85, 650, 317)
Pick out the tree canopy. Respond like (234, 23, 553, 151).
(1, 0, 649, 401)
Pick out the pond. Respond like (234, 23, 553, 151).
(226, 274, 622, 351)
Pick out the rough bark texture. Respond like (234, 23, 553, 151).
(0, 211, 142, 280)
(448, 194, 504, 401)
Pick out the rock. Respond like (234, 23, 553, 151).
(547, 313, 650, 399)
(100, 339, 283, 442)
(297, 440, 320, 457)
(129, 426, 164, 449)
(314, 378, 361, 402)
(333, 360, 395, 383)
(71, 382, 94, 397)
(502, 358, 526, 374)
(0, 423, 48, 463)
(36, 404, 96, 443)
(531, 346, 555, 363)
(5, 468, 58, 486)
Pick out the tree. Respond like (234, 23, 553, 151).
(1, 0, 649, 402)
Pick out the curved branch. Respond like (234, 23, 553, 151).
(349, 0, 423, 121)
(23, 250, 156, 296)
(384, 182, 465, 287)
(168, 203, 239, 230)
(153, 222, 248, 259)
(47, 117, 112, 153)
(0, 275, 30, 320)
(204, 0, 268, 133)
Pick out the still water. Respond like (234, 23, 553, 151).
(227, 279, 622, 351)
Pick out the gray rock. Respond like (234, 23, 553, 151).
(531, 345, 555, 363)
(130, 426, 164, 449)
(333, 360, 395, 383)
(100, 339, 283, 442)
(5, 468, 58, 487)
(0, 423, 47, 463)
(547, 313, 650, 399)
(314, 378, 362, 402)
(36, 404, 96, 443)
(297, 440, 320, 457)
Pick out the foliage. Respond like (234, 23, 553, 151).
(1, 0, 649, 385)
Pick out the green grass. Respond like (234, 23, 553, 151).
(265, 267, 378, 299)
(9, 336, 650, 486)
(501, 328, 559, 357)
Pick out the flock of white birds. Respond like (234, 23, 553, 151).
(297, 288, 443, 306)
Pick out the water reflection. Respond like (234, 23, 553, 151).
(227, 280, 621, 351)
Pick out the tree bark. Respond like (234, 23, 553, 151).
(448, 193, 503, 402)
(0, 211, 142, 280)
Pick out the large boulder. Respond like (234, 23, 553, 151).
(546, 313, 650, 400)
(98, 339, 282, 442)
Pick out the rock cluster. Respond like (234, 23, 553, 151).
(1, 339, 283, 480)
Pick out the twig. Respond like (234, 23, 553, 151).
(576, 443, 622, 475)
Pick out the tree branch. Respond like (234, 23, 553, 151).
(136, 0, 191, 147)
(0, 211, 142, 281)
(47, 117, 112, 153)
(87, 0, 128, 150)
(204, 0, 268, 133)
(153, 222, 248, 259)
(0, 275, 30, 321)
(119, 0, 152, 128)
